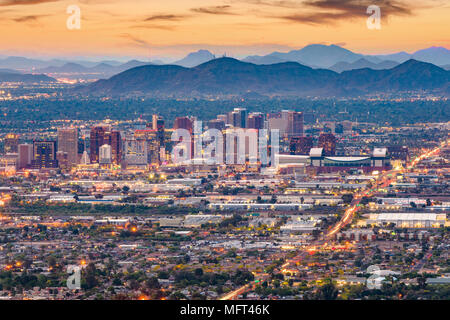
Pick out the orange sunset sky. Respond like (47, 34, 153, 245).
(0, 0, 449, 60)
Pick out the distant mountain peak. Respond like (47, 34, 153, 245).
(173, 50, 216, 68)
(191, 49, 214, 55)
(197, 56, 242, 66)
(416, 46, 449, 52)
(396, 58, 437, 68)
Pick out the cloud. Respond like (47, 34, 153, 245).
(0, 0, 59, 6)
(272, 0, 414, 25)
(131, 24, 176, 31)
(119, 33, 153, 49)
(191, 5, 238, 15)
(12, 14, 48, 22)
(143, 14, 188, 22)
(232, 0, 302, 9)
(305, 0, 412, 16)
(234, 0, 417, 25)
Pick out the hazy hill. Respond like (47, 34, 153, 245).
(0, 72, 56, 83)
(329, 58, 399, 73)
(35, 60, 151, 79)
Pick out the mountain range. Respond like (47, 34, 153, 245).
(2, 45, 449, 70)
(78, 58, 450, 98)
(242, 45, 450, 69)
(1, 44, 449, 91)
(1, 44, 449, 80)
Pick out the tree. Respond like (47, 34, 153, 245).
(232, 269, 254, 286)
(417, 276, 427, 289)
(82, 263, 98, 290)
(145, 277, 161, 290)
(315, 279, 338, 300)
(342, 194, 353, 204)
(270, 195, 277, 204)
(360, 196, 370, 205)
(47, 256, 57, 269)
(194, 268, 204, 277)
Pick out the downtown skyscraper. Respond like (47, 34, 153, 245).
(57, 127, 78, 166)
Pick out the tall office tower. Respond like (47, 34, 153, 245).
(31, 141, 58, 169)
(124, 136, 148, 167)
(173, 116, 196, 159)
(90, 125, 108, 163)
(228, 108, 247, 128)
(208, 119, 225, 131)
(268, 112, 288, 136)
(247, 112, 264, 130)
(289, 136, 314, 155)
(152, 114, 164, 130)
(286, 111, 304, 137)
(4, 133, 19, 153)
(269, 110, 304, 138)
(152, 115, 165, 145)
(318, 133, 337, 156)
(90, 125, 122, 164)
(99, 144, 112, 165)
(135, 129, 160, 164)
(223, 128, 259, 164)
(57, 127, 78, 166)
(105, 130, 122, 165)
(173, 117, 193, 132)
(18, 144, 33, 169)
(388, 146, 409, 162)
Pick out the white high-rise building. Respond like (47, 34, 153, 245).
(80, 151, 90, 165)
(99, 144, 112, 165)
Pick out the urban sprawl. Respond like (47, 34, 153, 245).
(0, 108, 449, 300)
